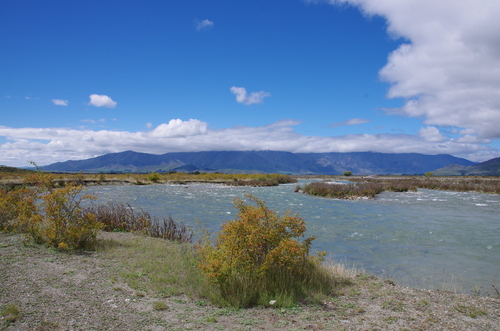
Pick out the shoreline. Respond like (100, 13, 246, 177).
(1, 232, 499, 330)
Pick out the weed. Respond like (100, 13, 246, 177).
(383, 316, 398, 324)
(381, 299, 405, 312)
(196, 300, 208, 306)
(152, 301, 169, 310)
(204, 316, 217, 323)
(37, 320, 60, 331)
(454, 305, 487, 318)
(1, 303, 20, 322)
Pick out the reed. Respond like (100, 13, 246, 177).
(84, 202, 193, 243)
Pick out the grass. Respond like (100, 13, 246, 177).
(1, 303, 20, 323)
(99, 233, 217, 300)
(152, 301, 169, 310)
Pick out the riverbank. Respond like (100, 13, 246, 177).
(0, 172, 297, 189)
(1, 232, 499, 330)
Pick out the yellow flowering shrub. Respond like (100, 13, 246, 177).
(197, 194, 327, 307)
(1, 163, 103, 251)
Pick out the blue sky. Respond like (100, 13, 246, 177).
(1, 0, 500, 167)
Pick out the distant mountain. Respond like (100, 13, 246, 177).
(432, 157, 500, 176)
(0, 165, 35, 174)
(39, 150, 475, 175)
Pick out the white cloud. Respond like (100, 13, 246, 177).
(230, 86, 271, 105)
(88, 94, 117, 108)
(418, 126, 444, 142)
(0, 119, 497, 167)
(330, 118, 370, 128)
(52, 99, 69, 106)
(315, 0, 500, 139)
(148, 119, 208, 138)
(195, 19, 214, 31)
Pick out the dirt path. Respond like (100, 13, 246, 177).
(1, 232, 499, 330)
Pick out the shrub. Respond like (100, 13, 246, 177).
(148, 172, 161, 183)
(0, 187, 37, 232)
(3, 163, 104, 251)
(196, 194, 332, 307)
(34, 184, 102, 250)
(343, 171, 353, 176)
(302, 182, 384, 199)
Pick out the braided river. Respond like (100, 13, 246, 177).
(87, 179, 500, 296)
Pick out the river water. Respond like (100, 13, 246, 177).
(86, 180, 500, 296)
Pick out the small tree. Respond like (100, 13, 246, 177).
(343, 170, 353, 176)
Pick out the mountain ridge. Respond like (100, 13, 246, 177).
(39, 150, 476, 175)
(432, 157, 500, 176)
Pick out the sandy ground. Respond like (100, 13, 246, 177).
(1, 232, 499, 331)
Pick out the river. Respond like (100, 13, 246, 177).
(86, 179, 500, 296)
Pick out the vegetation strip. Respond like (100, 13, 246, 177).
(298, 176, 500, 199)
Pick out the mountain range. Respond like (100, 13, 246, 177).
(39, 150, 477, 175)
(432, 157, 500, 176)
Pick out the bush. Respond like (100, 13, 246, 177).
(33, 184, 102, 250)
(302, 182, 384, 199)
(0, 187, 37, 232)
(196, 194, 332, 307)
(148, 172, 161, 183)
(1, 163, 104, 251)
(343, 171, 353, 176)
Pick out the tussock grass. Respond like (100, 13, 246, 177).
(1, 304, 20, 323)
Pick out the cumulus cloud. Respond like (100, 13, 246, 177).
(148, 119, 208, 138)
(330, 118, 370, 128)
(418, 126, 444, 142)
(195, 19, 214, 31)
(52, 99, 69, 106)
(88, 94, 117, 108)
(315, 0, 500, 139)
(0, 119, 496, 167)
(230, 86, 271, 105)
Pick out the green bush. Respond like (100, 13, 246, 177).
(196, 194, 333, 307)
(148, 172, 161, 183)
(343, 171, 353, 176)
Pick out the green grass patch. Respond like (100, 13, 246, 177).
(1, 303, 20, 323)
(99, 233, 217, 300)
